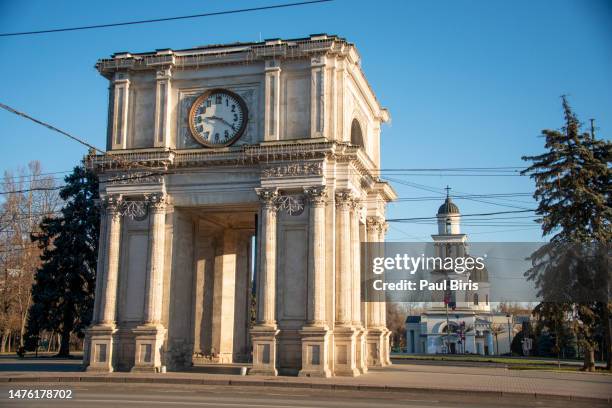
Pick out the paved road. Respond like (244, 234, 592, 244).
(2, 356, 611, 402)
(1, 383, 609, 408)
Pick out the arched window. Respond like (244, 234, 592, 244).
(486, 294, 489, 305)
(350, 118, 364, 147)
(473, 293, 479, 305)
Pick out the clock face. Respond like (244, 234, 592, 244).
(188, 89, 248, 147)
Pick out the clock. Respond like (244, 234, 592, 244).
(188, 88, 248, 147)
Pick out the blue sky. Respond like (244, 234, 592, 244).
(1, 0, 610, 242)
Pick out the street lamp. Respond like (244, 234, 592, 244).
(506, 313, 512, 356)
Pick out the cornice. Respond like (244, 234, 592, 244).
(95, 34, 387, 117)
(87, 141, 394, 200)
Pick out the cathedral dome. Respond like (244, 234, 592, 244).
(437, 197, 460, 215)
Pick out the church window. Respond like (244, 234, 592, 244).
(350, 118, 364, 147)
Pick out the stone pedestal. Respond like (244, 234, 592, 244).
(365, 327, 385, 367)
(355, 327, 368, 374)
(131, 324, 166, 372)
(382, 328, 392, 365)
(333, 326, 360, 376)
(86, 324, 117, 372)
(250, 325, 279, 376)
(298, 326, 331, 377)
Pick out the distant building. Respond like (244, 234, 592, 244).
(405, 192, 516, 355)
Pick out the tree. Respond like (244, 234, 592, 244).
(490, 324, 505, 355)
(522, 96, 611, 371)
(0, 162, 59, 352)
(26, 165, 99, 356)
(387, 303, 408, 350)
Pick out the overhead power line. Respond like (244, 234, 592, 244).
(0, 102, 103, 153)
(387, 209, 535, 223)
(0, 1, 333, 37)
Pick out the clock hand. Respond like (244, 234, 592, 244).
(209, 116, 235, 130)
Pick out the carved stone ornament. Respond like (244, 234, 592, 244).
(366, 216, 384, 232)
(303, 186, 327, 206)
(121, 200, 148, 221)
(276, 195, 305, 216)
(103, 194, 123, 213)
(261, 162, 323, 178)
(106, 172, 164, 185)
(255, 187, 279, 207)
(146, 192, 166, 212)
(334, 189, 354, 209)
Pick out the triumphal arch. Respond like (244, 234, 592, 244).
(84, 34, 396, 377)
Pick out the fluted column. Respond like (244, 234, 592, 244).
(335, 190, 353, 326)
(143, 193, 166, 324)
(304, 186, 327, 326)
(101, 195, 123, 325)
(350, 200, 362, 326)
(378, 221, 389, 328)
(255, 188, 279, 326)
(378, 220, 392, 366)
(366, 216, 382, 328)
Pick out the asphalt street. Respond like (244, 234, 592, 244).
(1, 383, 609, 408)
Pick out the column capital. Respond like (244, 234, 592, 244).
(146, 192, 166, 212)
(304, 186, 327, 206)
(102, 194, 123, 214)
(255, 187, 279, 208)
(334, 189, 354, 209)
(366, 216, 384, 232)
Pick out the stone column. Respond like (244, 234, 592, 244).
(350, 200, 362, 327)
(335, 190, 352, 326)
(233, 233, 252, 362)
(351, 200, 367, 374)
(211, 229, 238, 363)
(250, 187, 280, 376)
(333, 190, 359, 376)
(365, 216, 385, 367)
(86, 194, 122, 372)
(378, 221, 392, 366)
(133, 193, 167, 372)
(143, 193, 166, 324)
(299, 186, 331, 377)
(101, 196, 123, 325)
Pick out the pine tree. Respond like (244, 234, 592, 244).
(522, 96, 611, 370)
(26, 166, 99, 356)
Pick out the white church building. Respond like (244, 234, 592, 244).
(405, 193, 513, 355)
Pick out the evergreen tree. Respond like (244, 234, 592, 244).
(26, 166, 99, 356)
(536, 332, 555, 357)
(522, 96, 611, 370)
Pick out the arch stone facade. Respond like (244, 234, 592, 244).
(84, 34, 396, 377)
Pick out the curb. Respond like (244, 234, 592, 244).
(1, 375, 609, 403)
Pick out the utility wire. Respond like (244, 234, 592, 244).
(0, 102, 103, 153)
(387, 209, 535, 222)
(0, 1, 333, 37)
